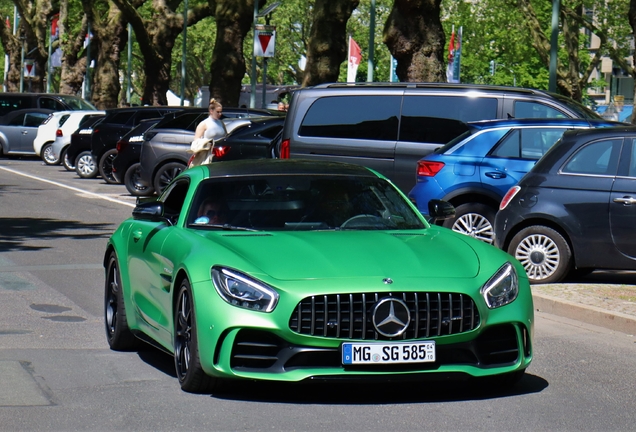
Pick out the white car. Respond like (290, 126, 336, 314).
(51, 110, 105, 169)
(34, 110, 104, 165)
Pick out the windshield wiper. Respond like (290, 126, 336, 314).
(194, 223, 259, 232)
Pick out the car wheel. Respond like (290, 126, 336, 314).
(443, 203, 496, 245)
(61, 148, 75, 171)
(153, 162, 186, 195)
(41, 143, 60, 165)
(99, 149, 119, 184)
(508, 225, 572, 284)
(104, 251, 139, 351)
(174, 279, 218, 393)
(76, 151, 98, 178)
(124, 163, 155, 196)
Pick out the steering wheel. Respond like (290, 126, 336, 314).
(340, 214, 381, 229)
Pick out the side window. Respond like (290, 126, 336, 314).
(24, 113, 49, 127)
(39, 97, 66, 110)
(133, 110, 162, 125)
(299, 95, 400, 141)
(106, 112, 133, 126)
(161, 179, 190, 223)
(562, 139, 622, 175)
(492, 128, 567, 159)
(627, 139, 636, 178)
(0, 96, 26, 115)
(400, 96, 497, 143)
(8, 113, 26, 126)
(514, 101, 568, 119)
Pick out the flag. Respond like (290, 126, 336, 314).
(446, 26, 462, 83)
(446, 26, 456, 82)
(347, 37, 361, 82)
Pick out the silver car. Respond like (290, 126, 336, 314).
(0, 109, 53, 156)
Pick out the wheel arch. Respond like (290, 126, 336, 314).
(444, 189, 501, 211)
(152, 158, 188, 183)
(500, 217, 577, 266)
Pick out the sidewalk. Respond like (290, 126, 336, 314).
(531, 270, 636, 335)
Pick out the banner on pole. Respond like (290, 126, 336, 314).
(254, 25, 276, 57)
(347, 37, 362, 82)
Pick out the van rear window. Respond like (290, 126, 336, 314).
(299, 96, 400, 141)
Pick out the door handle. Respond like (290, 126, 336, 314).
(485, 172, 506, 179)
(613, 196, 636, 205)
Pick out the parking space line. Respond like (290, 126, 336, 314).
(0, 166, 135, 208)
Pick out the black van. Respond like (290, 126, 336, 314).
(0, 93, 96, 118)
(280, 82, 602, 193)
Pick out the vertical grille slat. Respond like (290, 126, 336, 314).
(290, 292, 480, 340)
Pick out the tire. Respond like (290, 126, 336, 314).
(104, 251, 139, 351)
(508, 225, 572, 284)
(61, 148, 75, 171)
(153, 162, 186, 195)
(443, 203, 496, 245)
(99, 149, 119, 184)
(41, 143, 60, 165)
(75, 151, 98, 178)
(124, 163, 155, 197)
(174, 279, 218, 393)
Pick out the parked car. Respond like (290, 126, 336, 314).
(408, 118, 623, 244)
(0, 92, 96, 120)
(35, 110, 105, 165)
(0, 108, 53, 156)
(104, 159, 533, 393)
(66, 115, 105, 176)
(281, 82, 603, 193)
(495, 126, 636, 284)
(137, 114, 284, 195)
(90, 106, 184, 183)
(111, 118, 162, 196)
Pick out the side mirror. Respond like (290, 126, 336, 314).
(132, 201, 165, 222)
(427, 199, 456, 223)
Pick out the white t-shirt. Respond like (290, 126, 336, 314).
(202, 117, 227, 141)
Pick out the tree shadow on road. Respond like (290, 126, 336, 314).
(0, 217, 116, 252)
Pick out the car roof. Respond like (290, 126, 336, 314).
(309, 82, 555, 96)
(466, 118, 625, 130)
(560, 124, 636, 140)
(198, 159, 378, 179)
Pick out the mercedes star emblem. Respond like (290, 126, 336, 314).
(372, 297, 410, 337)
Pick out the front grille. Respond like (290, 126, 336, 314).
(289, 292, 480, 341)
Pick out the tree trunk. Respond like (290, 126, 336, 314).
(58, 0, 89, 95)
(629, 0, 636, 124)
(301, 0, 359, 87)
(383, 0, 446, 82)
(83, 1, 128, 109)
(208, 0, 258, 107)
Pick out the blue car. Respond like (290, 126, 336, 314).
(408, 118, 623, 244)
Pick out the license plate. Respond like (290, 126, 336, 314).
(342, 341, 435, 365)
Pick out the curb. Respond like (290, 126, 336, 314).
(533, 293, 636, 335)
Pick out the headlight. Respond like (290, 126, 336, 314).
(480, 262, 518, 309)
(211, 266, 279, 312)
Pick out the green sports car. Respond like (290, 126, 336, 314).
(104, 159, 533, 393)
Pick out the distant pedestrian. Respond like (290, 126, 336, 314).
(188, 98, 228, 167)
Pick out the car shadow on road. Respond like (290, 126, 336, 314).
(210, 373, 548, 404)
(134, 340, 549, 403)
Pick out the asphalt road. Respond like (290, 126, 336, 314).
(1, 157, 636, 431)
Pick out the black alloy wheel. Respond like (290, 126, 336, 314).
(153, 162, 186, 195)
(61, 148, 75, 171)
(124, 163, 155, 196)
(99, 149, 119, 184)
(174, 279, 218, 393)
(104, 251, 138, 350)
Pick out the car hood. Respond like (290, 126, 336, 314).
(205, 229, 480, 280)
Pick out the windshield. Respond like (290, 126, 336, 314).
(188, 174, 426, 231)
(58, 95, 97, 110)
